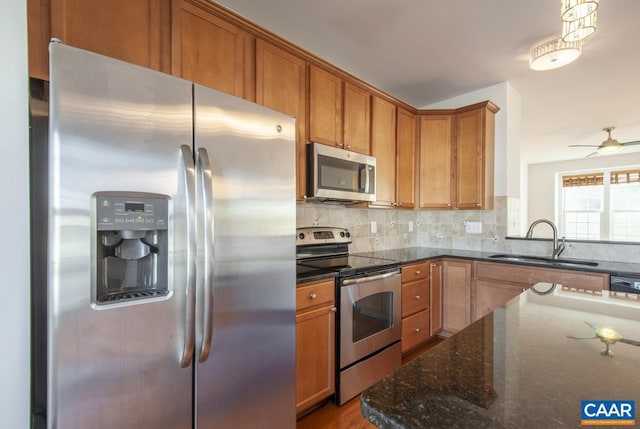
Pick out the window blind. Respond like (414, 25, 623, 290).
(562, 173, 604, 187)
(610, 169, 640, 184)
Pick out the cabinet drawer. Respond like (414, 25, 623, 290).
(402, 280, 429, 317)
(297, 279, 335, 312)
(402, 310, 430, 353)
(402, 262, 428, 283)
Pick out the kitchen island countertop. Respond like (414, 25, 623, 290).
(360, 284, 640, 428)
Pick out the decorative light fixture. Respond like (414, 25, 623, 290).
(560, 0, 599, 22)
(562, 11, 597, 42)
(529, 38, 582, 71)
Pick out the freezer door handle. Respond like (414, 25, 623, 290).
(198, 148, 214, 363)
(180, 145, 196, 368)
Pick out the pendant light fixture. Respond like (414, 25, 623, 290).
(529, 38, 582, 71)
(562, 9, 597, 42)
(560, 0, 599, 22)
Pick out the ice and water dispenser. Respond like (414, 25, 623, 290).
(94, 192, 169, 304)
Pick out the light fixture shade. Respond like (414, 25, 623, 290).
(562, 11, 597, 42)
(529, 38, 582, 71)
(561, 0, 599, 22)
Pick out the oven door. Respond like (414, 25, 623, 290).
(339, 269, 401, 368)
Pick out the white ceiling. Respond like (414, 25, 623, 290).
(214, 0, 640, 165)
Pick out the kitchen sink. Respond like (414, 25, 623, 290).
(488, 254, 599, 267)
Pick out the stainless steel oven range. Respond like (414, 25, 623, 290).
(296, 227, 401, 404)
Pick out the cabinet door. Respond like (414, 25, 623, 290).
(296, 304, 335, 414)
(443, 259, 471, 333)
(474, 280, 523, 321)
(429, 260, 443, 336)
(343, 82, 371, 155)
(455, 104, 496, 209)
(370, 96, 397, 207)
(171, 0, 251, 98)
(396, 108, 417, 209)
(308, 65, 343, 147)
(49, 0, 170, 74)
(255, 40, 307, 201)
(418, 114, 454, 209)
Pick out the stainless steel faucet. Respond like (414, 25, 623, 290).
(525, 219, 565, 259)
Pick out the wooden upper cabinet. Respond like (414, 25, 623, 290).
(308, 65, 371, 155)
(255, 39, 307, 201)
(396, 108, 417, 209)
(418, 114, 454, 209)
(455, 102, 498, 210)
(309, 65, 343, 146)
(370, 96, 397, 207)
(171, 0, 252, 98)
(45, 0, 170, 77)
(343, 82, 371, 154)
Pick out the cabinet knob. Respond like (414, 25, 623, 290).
(337, 143, 344, 148)
(431, 263, 436, 267)
(476, 203, 481, 207)
(414, 295, 420, 300)
(330, 307, 337, 313)
(415, 270, 421, 275)
(397, 202, 402, 206)
(414, 328, 420, 333)
(309, 293, 317, 300)
(346, 144, 351, 150)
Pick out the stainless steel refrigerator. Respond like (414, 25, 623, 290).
(31, 42, 296, 429)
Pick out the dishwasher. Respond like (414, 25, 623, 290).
(610, 275, 640, 295)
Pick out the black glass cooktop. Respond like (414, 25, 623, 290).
(297, 255, 399, 277)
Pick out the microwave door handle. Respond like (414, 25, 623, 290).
(359, 164, 369, 193)
(179, 145, 196, 368)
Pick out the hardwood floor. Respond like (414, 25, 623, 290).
(296, 338, 444, 429)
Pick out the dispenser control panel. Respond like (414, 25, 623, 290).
(96, 193, 168, 231)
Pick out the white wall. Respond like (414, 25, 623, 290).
(0, 0, 30, 427)
(422, 81, 522, 198)
(528, 152, 640, 234)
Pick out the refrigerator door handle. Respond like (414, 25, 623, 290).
(180, 145, 196, 368)
(197, 148, 214, 363)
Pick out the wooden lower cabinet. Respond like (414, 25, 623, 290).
(401, 262, 430, 353)
(443, 259, 472, 334)
(472, 261, 609, 321)
(295, 279, 336, 415)
(474, 280, 524, 321)
(429, 260, 444, 336)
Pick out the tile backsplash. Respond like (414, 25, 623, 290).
(296, 196, 640, 263)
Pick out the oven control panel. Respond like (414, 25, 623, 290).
(296, 227, 351, 246)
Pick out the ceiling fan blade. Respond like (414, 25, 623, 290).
(569, 144, 599, 148)
(621, 140, 640, 146)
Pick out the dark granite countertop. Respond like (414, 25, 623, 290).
(361, 286, 640, 428)
(296, 264, 337, 285)
(353, 247, 640, 277)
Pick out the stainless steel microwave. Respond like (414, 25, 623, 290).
(306, 142, 376, 203)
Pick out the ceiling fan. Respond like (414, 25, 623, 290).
(569, 127, 640, 157)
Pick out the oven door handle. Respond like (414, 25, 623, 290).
(341, 269, 400, 285)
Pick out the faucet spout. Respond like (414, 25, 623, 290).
(525, 219, 565, 260)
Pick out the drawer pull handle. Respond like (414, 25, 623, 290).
(309, 293, 317, 300)
(415, 270, 421, 275)
(330, 307, 337, 313)
(414, 328, 420, 333)
(414, 295, 420, 300)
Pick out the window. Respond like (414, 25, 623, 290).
(559, 169, 640, 241)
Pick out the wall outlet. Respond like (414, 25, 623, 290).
(465, 221, 482, 234)
(371, 220, 377, 234)
(408, 221, 414, 232)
